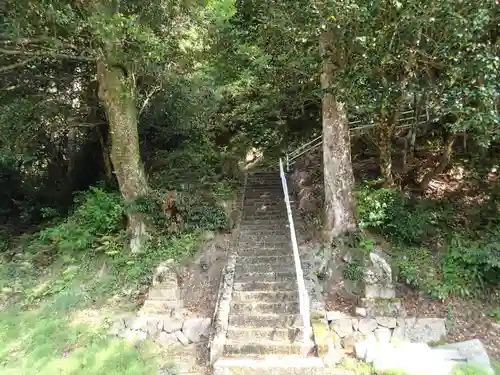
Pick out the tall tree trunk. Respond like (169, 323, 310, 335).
(378, 119, 395, 187)
(96, 58, 149, 253)
(419, 131, 456, 191)
(320, 30, 357, 246)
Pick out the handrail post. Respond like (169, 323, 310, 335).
(279, 158, 313, 356)
(286, 154, 290, 173)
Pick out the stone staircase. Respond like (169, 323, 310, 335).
(213, 171, 323, 375)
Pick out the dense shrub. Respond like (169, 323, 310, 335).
(357, 182, 500, 299)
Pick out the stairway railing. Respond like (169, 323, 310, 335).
(285, 107, 431, 171)
(279, 158, 314, 355)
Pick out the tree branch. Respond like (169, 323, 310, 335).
(0, 57, 37, 73)
(0, 48, 93, 62)
(138, 85, 161, 116)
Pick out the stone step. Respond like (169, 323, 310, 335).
(243, 193, 283, 199)
(236, 249, 292, 258)
(226, 327, 304, 342)
(241, 213, 287, 218)
(238, 235, 290, 242)
(240, 220, 288, 226)
(233, 280, 296, 292)
(234, 272, 296, 283)
(238, 224, 289, 231)
(237, 241, 290, 249)
(243, 201, 284, 206)
(228, 313, 302, 328)
(148, 287, 179, 300)
(236, 255, 293, 264)
(230, 301, 300, 315)
(213, 357, 325, 375)
(235, 264, 295, 275)
(140, 299, 182, 313)
(242, 204, 285, 209)
(232, 290, 298, 303)
(223, 340, 303, 356)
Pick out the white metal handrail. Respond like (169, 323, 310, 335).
(286, 109, 433, 171)
(279, 158, 314, 355)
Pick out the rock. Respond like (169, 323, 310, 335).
(121, 329, 147, 344)
(160, 317, 183, 333)
(405, 318, 446, 343)
(351, 318, 359, 331)
(182, 318, 211, 343)
(342, 331, 365, 352)
(126, 316, 148, 331)
(326, 311, 352, 322)
(109, 318, 125, 336)
(353, 333, 376, 361)
(433, 339, 494, 375)
(371, 343, 446, 375)
(365, 284, 396, 299)
(363, 297, 403, 318)
(364, 251, 393, 283)
(175, 330, 190, 346)
(374, 327, 392, 343)
(355, 307, 367, 317)
(156, 332, 178, 347)
(146, 318, 159, 336)
(358, 318, 378, 335)
(376, 316, 397, 328)
(152, 260, 178, 287)
(391, 326, 406, 343)
(331, 319, 353, 338)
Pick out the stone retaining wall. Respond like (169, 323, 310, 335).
(108, 260, 211, 347)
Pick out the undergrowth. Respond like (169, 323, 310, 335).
(0, 150, 238, 374)
(356, 181, 500, 300)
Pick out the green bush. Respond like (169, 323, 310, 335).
(35, 188, 124, 253)
(356, 183, 445, 245)
(357, 182, 500, 299)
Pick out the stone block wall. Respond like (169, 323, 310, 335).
(108, 260, 211, 347)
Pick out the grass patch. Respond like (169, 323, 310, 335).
(0, 267, 160, 375)
(0, 181, 234, 374)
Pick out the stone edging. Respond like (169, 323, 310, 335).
(209, 254, 237, 365)
(209, 177, 246, 365)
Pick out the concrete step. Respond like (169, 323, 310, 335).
(233, 280, 296, 292)
(140, 299, 181, 314)
(236, 255, 293, 264)
(148, 287, 179, 300)
(213, 357, 325, 375)
(238, 224, 289, 231)
(237, 242, 290, 250)
(234, 272, 296, 283)
(242, 198, 285, 204)
(231, 301, 300, 315)
(232, 290, 298, 303)
(228, 313, 302, 328)
(226, 327, 304, 342)
(240, 220, 288, 226)
(236, 249, 292, 258)
(223, 340, 303, 356)
(238, 235, 290, 243)
(243, 193, 283, 199)
(235, 264, 295, 275)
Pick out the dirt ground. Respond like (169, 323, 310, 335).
(178, 232, 232, 317)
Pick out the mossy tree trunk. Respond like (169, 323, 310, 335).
(97, 58, 149, 253)
(320, 30, 357, 246)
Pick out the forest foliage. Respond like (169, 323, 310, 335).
(0, 0, 499, 368)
